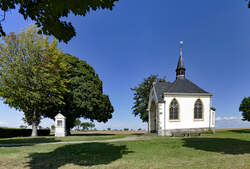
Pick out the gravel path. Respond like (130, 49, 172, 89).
(0, 135, 147, 147)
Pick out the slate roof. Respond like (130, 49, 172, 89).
(154, 82, 172, 101)
(167, 78, 209, 94)
(154, 78, 211, 101)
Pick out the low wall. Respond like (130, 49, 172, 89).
(158, 127, 215, 136)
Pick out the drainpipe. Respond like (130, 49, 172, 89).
(209, 96, 211, 129)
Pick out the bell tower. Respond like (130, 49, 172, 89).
(176, 41, 186, 79)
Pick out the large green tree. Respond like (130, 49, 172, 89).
(44, 54, 114, 135)
(81, 122, 95, 131)
(131, 75, 166, 122)
(0, 0, 118, 43)
(239, 97, 250, 121)
(74, 119, 82, 131)
(0, 25, 69, 136)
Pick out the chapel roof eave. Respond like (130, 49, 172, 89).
(211, 107, 216, 111)
(163, 92, 213, 96)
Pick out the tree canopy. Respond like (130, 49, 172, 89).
(44, 53, 114, 135)
(239, 97, 250, 121)
(73, 119, 95, 131)
(74, 119, 82, 131)
(0, 25, 69, 136)
(80, 122, 95, 131)
(0, 25, 113, 136)
(0, 0, 118, 43)
(131, 75, 166, 122)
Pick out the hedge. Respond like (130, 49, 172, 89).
(0, 127, 50, 138)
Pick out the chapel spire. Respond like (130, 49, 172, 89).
(176, 41, 186, 79)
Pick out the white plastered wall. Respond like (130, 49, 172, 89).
(161, 94, 212, 130)
(158, 102, 165, 135)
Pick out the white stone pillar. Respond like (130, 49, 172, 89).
(55, 113, 66, 137)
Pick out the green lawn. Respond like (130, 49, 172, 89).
(0, 133, 131, 145)
(1, 130, 250, 169)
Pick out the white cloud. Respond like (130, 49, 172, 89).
(215, 117, 222, 121)
(224, 116, 241, 120)
(0, 121, 7, 125)
(215, 116, 250, 129)
(215, 116, 241, 121)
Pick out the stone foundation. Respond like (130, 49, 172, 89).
(158, 127, 215, 136)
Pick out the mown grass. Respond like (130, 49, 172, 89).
(0, 133, 132, 145)
(1, 130, 250, 169)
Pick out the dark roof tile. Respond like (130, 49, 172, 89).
(153, 78, 210, 101)
(154, 82, 172, 101)
(167, 78, 209, 94)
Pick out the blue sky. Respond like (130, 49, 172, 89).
(0, 0, 250, 129)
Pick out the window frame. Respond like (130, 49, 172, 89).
(169, 98, 180, 121)
(57, 120, 63, 127)
(193, 99, 204, 121)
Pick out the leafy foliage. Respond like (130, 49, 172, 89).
(74, 119, 82, 131)
(0, 25, 69, 136)
(239, 97, 250, 121)
(51, 125, 55, 130)
(44, 54, 114, 134)
(19, 125, 27, 129)
(0, 0, 118, 43)
(131, 75, 166, 122)
(80, 122, 95, 131)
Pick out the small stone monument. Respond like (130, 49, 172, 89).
(55, 113, 66, 137)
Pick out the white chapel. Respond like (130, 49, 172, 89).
(148, 41, 215, 136)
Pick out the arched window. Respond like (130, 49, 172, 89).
(169, 99, 179, 120)
(194, 99, 203, 119)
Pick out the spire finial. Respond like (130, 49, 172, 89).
(180, 40, 183, 56)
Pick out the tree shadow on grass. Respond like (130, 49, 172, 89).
(131, 133, 146, 136)
(71, 133, 115, 136)
(0, 137, 59, 146)
(27, 142, 133, 169)
(228, 129, 250, 134)
(183, 137, 250, 155)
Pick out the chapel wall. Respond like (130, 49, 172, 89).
(162, 95, 212, 130)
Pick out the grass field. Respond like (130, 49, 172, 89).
(0, 131, 139, 145)
(1, 129, 250, 169)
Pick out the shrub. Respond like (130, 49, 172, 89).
(0, 127, 50, 138)
(19, 125, 27, 129)
(202, 129, 214, 135)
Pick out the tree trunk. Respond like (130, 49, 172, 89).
(66, 127, 71, 136)
(147, 122, 149, 134)
(31, 121, 38, 137)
